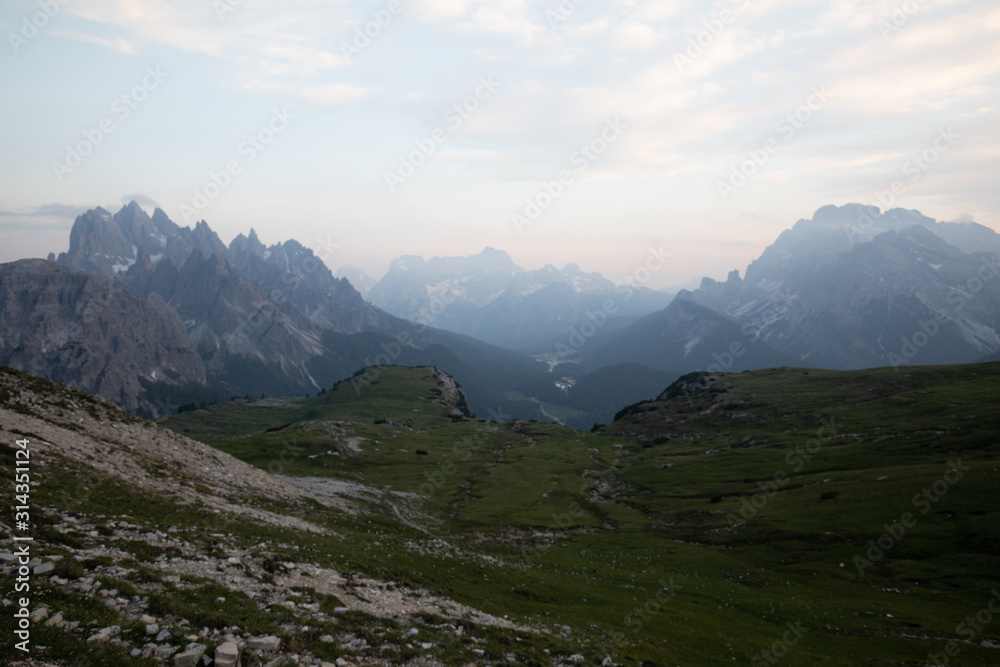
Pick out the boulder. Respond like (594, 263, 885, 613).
(174, 648, 206, 667)
(246, 635, 281, 652)
(215, 641, 240, 667)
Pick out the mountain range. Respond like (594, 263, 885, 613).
(365, 248, 674, 352)
(0, 201, 997, 426)
(0, 202, 666, 425)
(364, 204, 1000, 377)
(661, 204, 1000, 370)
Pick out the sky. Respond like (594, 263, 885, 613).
(0, 0, 997, 290)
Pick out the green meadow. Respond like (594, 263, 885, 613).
(155, 362, 1000, 665)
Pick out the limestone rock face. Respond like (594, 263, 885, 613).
(0, 259, 205, 417)
(52, 201, 396, 402)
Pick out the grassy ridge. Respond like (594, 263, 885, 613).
(159, 363, 1000, 665)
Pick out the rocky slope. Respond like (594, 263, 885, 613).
(580, 297, 794, 373)
(0, 260, 205, 417)
(55, 203, 396, 394)
(0, 367, 586, 666)
(226, 230, 391, 334)
(583, 204, 1000, 371)
(334, 266, 377, 298)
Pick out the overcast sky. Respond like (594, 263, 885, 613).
(0, 0, 997, 289)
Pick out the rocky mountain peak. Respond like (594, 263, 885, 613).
(229, 227, 268, 258)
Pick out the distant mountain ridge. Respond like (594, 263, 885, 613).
(366, 248, 674, 351)
(335, 265, 377, 297)
(15, 201, 662, 425)
(581, 204, 1000, 372)
(4, 199, 997, 423)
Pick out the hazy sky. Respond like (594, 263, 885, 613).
(0, 0, 997, 289)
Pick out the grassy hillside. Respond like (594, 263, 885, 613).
(156, 362, 1000, 665)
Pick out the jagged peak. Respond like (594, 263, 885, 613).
(478, 246, 516, 262)
(80, 205, 113, 220)
(115, 201, 152, 223)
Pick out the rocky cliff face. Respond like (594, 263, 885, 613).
(0, 260, 205, 416)
(581, 297, 795, 373)
(57, 201, 228, 278)
(665, 204, 1000, 369)
(52, 202, 402, 398)
(226, 230, 392, 334)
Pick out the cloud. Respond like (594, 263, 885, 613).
(121, 194, 160, 208)
(453, 1, 546, 45)
(63, 0, 355, 96)
(412, 0, 470, 20)
(6, 0, 996, 239)
(610, 22, 660, 50)
(49, 30, 137, 54)
(0, 204, 87, 230)
(299, 83, 376, 106)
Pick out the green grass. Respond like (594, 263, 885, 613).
(19, 362, 1000, 665)
(160, 364, 1000, 664)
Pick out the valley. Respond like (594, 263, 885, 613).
(3, 362, 997, 665)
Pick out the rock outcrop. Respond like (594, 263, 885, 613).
(0, 260, 205, 416)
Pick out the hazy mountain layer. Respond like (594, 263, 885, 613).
(583, 204, 1000, 372)
(367, 249, 673, 351)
